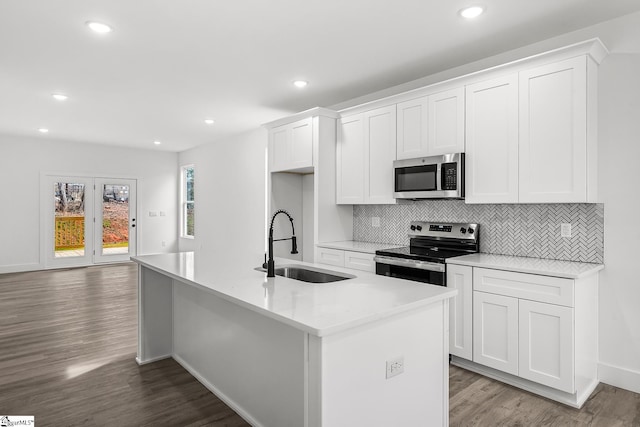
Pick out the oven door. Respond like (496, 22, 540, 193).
(373, 255, 446, 286)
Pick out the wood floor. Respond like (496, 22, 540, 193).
(1, 263, 638, 426)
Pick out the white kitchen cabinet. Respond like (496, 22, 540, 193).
(344, 250, 376, 272)
(473, 291, 519, 376)
(316, 247, 345, 267)
(396, 97, 428, 159)
(447, 264, 473, 360)
(315, 246, 376, 273)
(337, 106, 396, 204)
(452, 262, 600, 407)
(396, 87, 465, 160)
(336, 114, 365, 204)
(428, 87, 465, 155)
(465, 74, 519, 204)
(519, 56, 595, 203)
(269, 117, 313, 172)
(519, 299, 574, 393)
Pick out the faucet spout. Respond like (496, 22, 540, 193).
(266, 210, 298, 278)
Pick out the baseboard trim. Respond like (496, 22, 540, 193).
(598, 362, 640, 394)
(0, 263, 42, 274)
(172, 353, 263, 427)
(135, 354, 171, 366)
(451, 356, 598, 409)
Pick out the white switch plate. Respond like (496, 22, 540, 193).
(561, 223, 572, 238)
(372, 217, 381, 228)
(386, 356, 404, 379)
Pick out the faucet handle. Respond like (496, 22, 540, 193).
(262, 253, 268, 269)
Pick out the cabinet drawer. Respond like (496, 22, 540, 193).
(344, 251, 375, 272)
(473, 268, 574, 307)
(316, 247, 345, 267)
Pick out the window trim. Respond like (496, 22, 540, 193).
(181, 165, 195, 239)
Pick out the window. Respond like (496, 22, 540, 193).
(181, 165, 195, 237)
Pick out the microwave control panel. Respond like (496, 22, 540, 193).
(441, 162, 457, 190)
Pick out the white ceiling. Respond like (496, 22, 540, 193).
(2, 0, 640, 152)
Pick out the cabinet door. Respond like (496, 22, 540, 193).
(337, 114, 365, 204)
(447, 264, 473, 360)
(465, 74, 519, 204)
(473, 291, 518, 375)
(396, 97, 428, 160)
(290, 118, 313, 170)
(344, 251, 375, 272)
(270, 125, 290, 172)
(428, 87, 465, 155)
(519, 299, 575, 393)
(364, 105, 397, 204)
(315, 247, 345, 267)
(519, 57, 587, 203)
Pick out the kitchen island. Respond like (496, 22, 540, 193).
(133, 251, 456, 427)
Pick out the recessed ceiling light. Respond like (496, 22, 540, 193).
(52, 93, 68, 101)
(153, 140, 162, 145)
(38, 128, 49, 133)
(86, 21, 113, 34)
(293, 80, 308, 88)
(459, 6, 485, 19)
(204, 119, 215, 125)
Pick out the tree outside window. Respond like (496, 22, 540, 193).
(182, 166, 195, 237)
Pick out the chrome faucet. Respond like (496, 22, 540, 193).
(264, 210, 298, 277)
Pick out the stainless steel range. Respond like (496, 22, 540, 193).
(374, 222, 479, 285)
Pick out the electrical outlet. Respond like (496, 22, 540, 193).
(561, 223, 572, 238)
(372, 217, 381, 228)
(161, 241, 166, 247)
(386, 356, 404, 379)
(149, 211, 158, 217)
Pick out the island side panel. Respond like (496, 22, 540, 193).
(309, 300, 449, 427)
(137, 265, 174, 364)
(172, 282, 306, 427)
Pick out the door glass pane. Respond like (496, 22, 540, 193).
(54, 182, 86, 258)
(102, 184, 130, 255)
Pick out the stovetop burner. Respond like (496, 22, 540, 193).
(376, 221, 479, 262)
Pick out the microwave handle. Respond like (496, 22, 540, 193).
(436, 163, 442, 192)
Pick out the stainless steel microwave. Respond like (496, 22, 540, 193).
(393, 153, 465, 199)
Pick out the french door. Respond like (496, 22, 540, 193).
(44, 175, 137, 268)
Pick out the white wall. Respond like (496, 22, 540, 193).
(597, 53, 640, 392)
(178, 128, 267, 262)
(0, 134, 178, 273)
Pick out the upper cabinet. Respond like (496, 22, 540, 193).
(519, 57, 594, 203)
(269, 117, 313, 173)
(337, 105, 397, 204)
(396, 87, 465, 160)
(465, 74, 519, 204)
(466, 47, 603, 204)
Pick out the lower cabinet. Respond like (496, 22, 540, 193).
(448, 262, 598, 406)
(518, 299, 574, 393)
(447, 264, 473, 360)
(316, 247, 375, 273)
(473, 291, 519, 376)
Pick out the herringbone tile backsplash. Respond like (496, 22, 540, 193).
(353, 201, 603, 263)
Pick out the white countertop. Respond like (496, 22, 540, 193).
(316, 240, 405, 254)
(447, 253, 604, 279)
(132, 251, 455, 337)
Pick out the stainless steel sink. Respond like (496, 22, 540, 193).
(256, 265, 355, 283)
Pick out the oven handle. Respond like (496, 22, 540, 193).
(373, 256, 445, 273)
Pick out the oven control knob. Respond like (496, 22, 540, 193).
(468, 228, 474, 234)
(416, 225, 422, 231)
(410, 225, 416, 231)
(460, 227, 467, 234)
